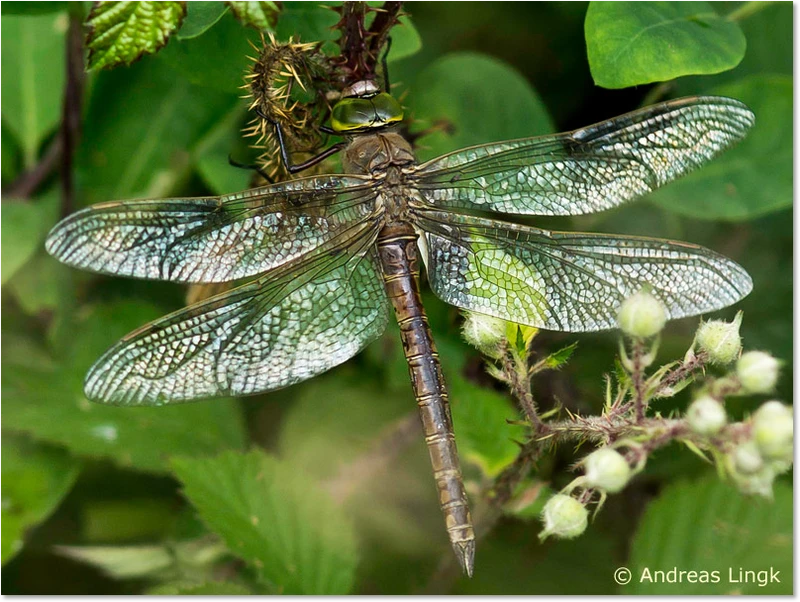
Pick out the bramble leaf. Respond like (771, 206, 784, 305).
(176, 1, 228, 40)
(628, 479, 792, 594)
(585, 1, 745, 89)
(172, 450, 359, 594)
(226, 0, 279, 31)
(86, 1, 187, 70)
(2, 435, 80, 564)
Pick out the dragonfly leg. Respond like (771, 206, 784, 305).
(227, 154, 274, 183)
(256, 107, 345, 174)
(381, 36, 392, 91)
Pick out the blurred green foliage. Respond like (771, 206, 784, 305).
(1, 1, 792, 595)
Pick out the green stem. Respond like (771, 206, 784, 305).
(727, 1, 775, 22)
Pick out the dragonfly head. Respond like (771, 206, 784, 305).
(331, 79, 404, 134)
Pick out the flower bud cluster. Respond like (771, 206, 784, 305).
(729, 401, 793, 498)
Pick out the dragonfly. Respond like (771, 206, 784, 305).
(46, 79, 754, 576)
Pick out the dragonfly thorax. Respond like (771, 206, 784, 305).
(342, 130, 416, 175)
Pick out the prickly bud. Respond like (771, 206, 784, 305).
(462, 312, 507, 357)
(736, 351, 780, 394)
(696, 312, 742, 365)
(539, 494, 588, 541)
(617, 290, 666, 338)
(686, 395, 727, 436)
(752, 401, 793, 463)
(583, 448, 631, 493)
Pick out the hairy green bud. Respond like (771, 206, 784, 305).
(583, 448, 631, 493)
(733, 441, 764, 475)
(462, 312, 506, 356)
(617, 290, 666, 338)
(686, 395, 727, 436)
(736, 351, 780, 394)
(696, 313, 742, 365)
(539, 494, 588, 541)
(752, 401, 793, 463)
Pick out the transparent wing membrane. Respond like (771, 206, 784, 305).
(414, 209, 752, 332)
(84, 226, 389, 405)
(46, 175, 378, 283)
(412, 97, 754, 216)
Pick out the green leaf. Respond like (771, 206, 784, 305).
(226, 0, 279, 31)
(2, 435, 80, 564)
(2, 2, 69, 15)
(585, 2, 746, 89)
(649, 75, 792, 220)
(3, 301, 247, 474)
(674, 2, 792, 94)
(1, 191, 59, 285)
(150, 581, 253, 595)
(628, 479, 792, 594)
(86, 1, 187, 70)
(159, 10, 261, 94)
(544, 342, 578, 369)
(194, 104, 253, 195)
(5, 253, 66, 316)
(386, 16, 421, 63)
(76, 54, 239, 206)
(406, 52, 554, 162)
(274, 2, 340, 46)
(176, 1, 228, 39)
(1, 12, 67, 167)
(172, 449, 359, 594)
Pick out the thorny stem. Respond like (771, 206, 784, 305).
(654, 350, 708, 397)
(631, 339, 647, 423)
(502, 347, 547, 432)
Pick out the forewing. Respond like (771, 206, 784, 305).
(414, 210, 752, 332)
(412, 97, 753, 216)
(84, 227, 389, 405)
(46, 175, 378, 283)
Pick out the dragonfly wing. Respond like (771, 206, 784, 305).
(413, 209, 752, 332)
(411, 97, 754, 216)
(46, 175, 378, 283)
(84, 226, 389, 405)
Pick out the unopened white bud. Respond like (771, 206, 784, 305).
(696, 313, 742, 365)
(736, 351, 780, 394)
(539, 494, 588, 541)
(734, 465, 776, 499)
(583, 448, 631, 493)
(733, 441, 764, 475)
(462, 312, 506, 356)
(617, 290, 666, 338)
(686, 395, 727, 436)
(753, 401, 793, 463)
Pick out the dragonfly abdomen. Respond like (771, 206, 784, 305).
(376, 224, 476, 577)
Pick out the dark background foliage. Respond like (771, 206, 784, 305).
(1, 1, 792, 594)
